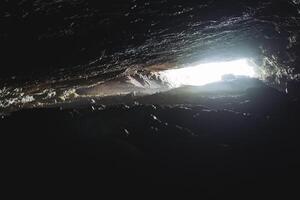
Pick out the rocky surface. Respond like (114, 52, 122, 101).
(1, 84, 300, 192)
(0, 1, 300, 112)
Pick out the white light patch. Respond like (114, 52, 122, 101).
(158, 59, 256, 87)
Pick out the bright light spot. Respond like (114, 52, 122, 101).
(158, 59, 256, 87)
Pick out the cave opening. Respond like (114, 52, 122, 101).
(155, 58, 257, 87)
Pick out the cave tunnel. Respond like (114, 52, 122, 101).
(1, 0, 300, 195)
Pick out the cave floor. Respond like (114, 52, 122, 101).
(1, 85, 300, 193)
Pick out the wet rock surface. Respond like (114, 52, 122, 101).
(0, 0, 300, 112)
(1, 86, 300, 192)
(0, 0, 299, 84)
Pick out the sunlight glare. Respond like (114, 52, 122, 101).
(158, 59, 256, 87)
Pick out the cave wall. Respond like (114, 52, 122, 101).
(0, 0, 299, 88)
